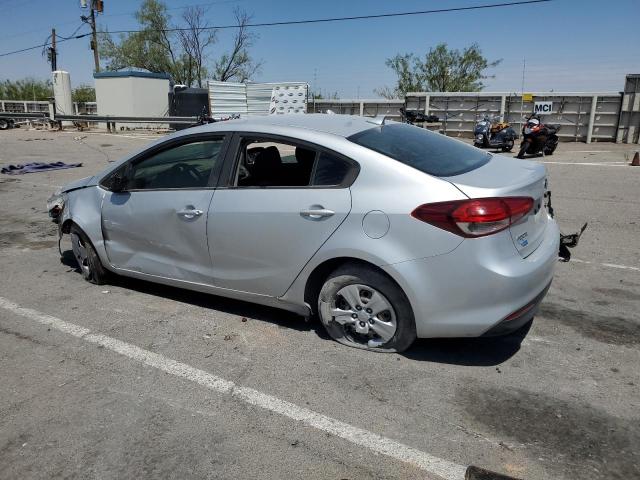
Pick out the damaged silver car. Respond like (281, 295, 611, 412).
(49, 114, 583, 352)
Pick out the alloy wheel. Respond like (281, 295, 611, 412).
(330, 284, 397, 348)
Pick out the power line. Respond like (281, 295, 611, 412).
(105, 0, 551, 34)
(58, 23, 89, 40)
(0, 0, 551, 58)
(0, 33, 90, 58)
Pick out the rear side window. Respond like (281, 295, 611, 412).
(313, 152, 351, 186)
(348, 123, 490, 177)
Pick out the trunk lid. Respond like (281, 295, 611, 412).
(443, 154, 548, 258)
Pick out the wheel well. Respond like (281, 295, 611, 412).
(303, 257, 401, 315)
(61, 219, 74, 234)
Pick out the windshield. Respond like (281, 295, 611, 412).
(348, 123, 491, 177)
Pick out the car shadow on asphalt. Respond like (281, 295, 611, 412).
(403, 321, 532, 366)
(61, 250, 529, 364)
(60, 249, 316, 334)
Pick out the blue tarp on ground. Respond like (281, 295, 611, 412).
(1, 162, 82, 175)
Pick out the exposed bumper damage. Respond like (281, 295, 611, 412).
(545, 189, 588, 262)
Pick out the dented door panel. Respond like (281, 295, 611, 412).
(102, 189, 215, 283)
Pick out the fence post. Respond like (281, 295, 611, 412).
(500, 95, 506, 121)
(359, 101, 364, 116)
(586, 95, 598, 144)
(0, 100, 4, 112)
(23, 101, 28, 113)
(424, 95, 430, 115)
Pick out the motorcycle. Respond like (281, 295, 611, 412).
(473, 115, 517, 152)
(400, 107, 439, 125)
(517, 115, 560, 159)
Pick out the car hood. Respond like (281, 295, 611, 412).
(60, 175, 97, 193)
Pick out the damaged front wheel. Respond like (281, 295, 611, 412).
(70, 225, 109, 285)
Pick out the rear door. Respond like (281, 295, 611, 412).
(207, 133, 357, 297)
(100, 134, 228, 283)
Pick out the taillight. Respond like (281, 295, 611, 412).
(411, 197, 534, 238)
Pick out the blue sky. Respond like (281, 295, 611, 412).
(0, 0, 639, 98)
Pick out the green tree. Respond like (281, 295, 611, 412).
(376, 43, 501, 98)
(72, 85, 96, 102)
(99, 0, 260, 86)
(0, 78, 52, 100)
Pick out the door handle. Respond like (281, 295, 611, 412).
(177, 208, 203, 219)
(300, 208, 335, 219)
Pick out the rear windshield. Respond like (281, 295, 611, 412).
(348, 123, 491, 177)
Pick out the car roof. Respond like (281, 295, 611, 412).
(186, 113, 380, 138)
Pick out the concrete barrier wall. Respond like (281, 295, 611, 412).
(311, 92, 639, 144)
(5, 90, 639, 144)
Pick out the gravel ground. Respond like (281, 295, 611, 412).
(0, 127, 639, 480)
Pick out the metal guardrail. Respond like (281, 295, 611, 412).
(0, 111, 200, 125)
(55, 114, 199, 124)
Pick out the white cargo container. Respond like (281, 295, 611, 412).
(94, 69, 171, 129)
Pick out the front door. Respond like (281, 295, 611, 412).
(101, 135, 227, 284)
(208, 134, 357, 297)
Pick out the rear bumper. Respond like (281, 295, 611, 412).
(481, 281, 551, 336)
(382, 217, 559, 338)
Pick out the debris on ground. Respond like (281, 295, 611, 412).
(1, 162, 82, 175)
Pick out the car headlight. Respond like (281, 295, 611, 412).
(46, 190, 65, 220)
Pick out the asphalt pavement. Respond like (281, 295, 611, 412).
(0, 127, 638, 480)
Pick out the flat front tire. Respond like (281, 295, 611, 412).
(70, 224, 109, 285)
(318, 265, 416, 353)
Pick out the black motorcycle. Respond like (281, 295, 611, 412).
(517, 115, 560, 159)
(473, 115, 517, 152)
(400, 107, 439, 125)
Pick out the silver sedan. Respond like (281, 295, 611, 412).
(49, 114, 560, 352)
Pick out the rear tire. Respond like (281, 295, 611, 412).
(543, 143, 557, 156)
(516, 143, 527, 159)
(0, 119, 9, 130)
(70, 225, 109, 285)
(317, 264, 416, 353)
(502, 140, 514, 152)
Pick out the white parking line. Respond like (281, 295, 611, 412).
(0, 296, 467, 480)
(540, 161, 629, 167)
(571, 258, 640, 272)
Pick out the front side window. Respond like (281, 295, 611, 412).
(348, 123, 491, 177)
(126, 138, 225, 190)
(234, 138, 354, 188)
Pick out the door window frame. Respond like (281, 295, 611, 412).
(99, 132, 232, 192)
(217, 132, 360, 190)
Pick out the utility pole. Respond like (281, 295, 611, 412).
(81, 0, 103, 72)
(520, 57, 526, 131)
(90, 7, 99, 72)
(49, 28, 57, 71)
